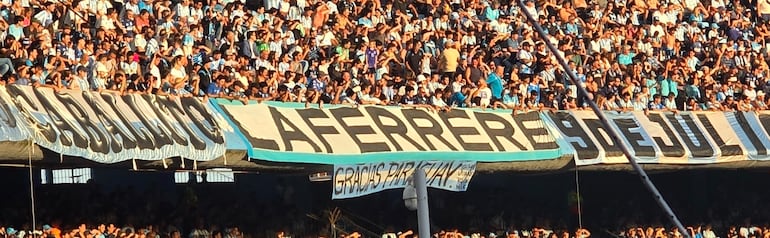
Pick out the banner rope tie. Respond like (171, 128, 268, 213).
(575, 164, 583, 229)
(27, 138, 37, 238)
(26, 113, 43, 237)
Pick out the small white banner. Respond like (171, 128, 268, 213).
(332, 160, 477, 199)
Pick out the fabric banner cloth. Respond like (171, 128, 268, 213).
(6, 85, 227, 163)
(542, 111, 770, 165)
(0, 85, 30, 142)
(214, 102, 562, 164)
(332, 160, 477, 199)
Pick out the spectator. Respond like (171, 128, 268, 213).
(0, 0, 765, 116)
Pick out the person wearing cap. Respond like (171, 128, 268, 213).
(754, 91, 768, 110)
(517, 40, 535, 79)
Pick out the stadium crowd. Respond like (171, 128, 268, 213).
(4, 224, 770, 238)
(0, 0, 769, 112)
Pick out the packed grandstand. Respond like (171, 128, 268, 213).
(1, 0, 770, 237)
(1, 0, 768, 112)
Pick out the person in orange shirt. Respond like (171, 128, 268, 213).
(43, 224, 61, 238)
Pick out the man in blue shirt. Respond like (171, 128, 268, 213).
(484, 2, 501, 21)
(207, 77, 226, 97)
(617, 46, 636, 66)
(487, 65, 504, 101)
(449, 85, 472, 107)
(648, 94, 665, 110)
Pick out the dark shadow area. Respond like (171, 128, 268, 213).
(0, 168, 768, 237)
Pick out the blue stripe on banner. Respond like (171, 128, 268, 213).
(208, 99, 251, 151)
(249, 147, 563, 164)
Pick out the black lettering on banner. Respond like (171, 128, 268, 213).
(334, 166, 346, 195)
(154, 96, 209, 150)
(373, 163, 385, 188)
(388, 162, 410, 187)
(613, 118, 656, 157)
(219, 106, 279, 150)
(298, 108, 340, 153)
(83, 92, 137, 153)
(473, 112, 526, 151)
(439, 110, 492, 151)
(344, 167, 355, 194)
(34, 88, 88, 148)
(366, 107, 422, 151)
(424, 161, 443, 186)
(399, 162, 415, 186)
(400, 108, 458, 151)
(6, 86, 57, 143)
(513, 111, 559, 150)
(55, 92, 111, 154)
(352, 167, 363, 194)
(430, 161, 464, 187)
(582, 119, 624, 157)
(696, 114, 743, 156)
(645, 114, 686, 157)
(180, 97, 225, 143)
(366, 164, 378, 191)
(546, 112, 599, 159)
(269, 107, 322, 152)
(442, 162, 463, 187)
(735, 112, 768, 155)
(331, 107, 389, 153)
(122, 94, 175, 149)
(103, 94, 157, 150)
(143, 95, 192, 147)
(386, 162, 401, 186)
(333, 163, 391, 197)
(665, 114, 714, 157)
(357, 165, 369, 192)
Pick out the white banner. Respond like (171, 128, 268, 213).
(0, 85, 29, 141)
(217, 103, 561, 164)
(332, 160, 477, 199)
(543, 111, 754, 165)
(6, 85, 227, 163)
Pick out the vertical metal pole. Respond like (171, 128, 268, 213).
(414, 168, 431, 238)
(513, 1, 690, 237)
(28, 140, 37, 238)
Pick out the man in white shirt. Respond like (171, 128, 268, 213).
(264, 0, 280, 11)
(174, 0, 192, 20)
(326, 0, 339, 14)
(664, 93, 678, 110)
(34, 3, 56, 27)
(518, 41, 535, 77)
(121, 0, 140, 19)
